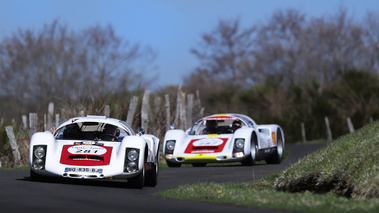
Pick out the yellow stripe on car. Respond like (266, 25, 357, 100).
(214, 114, 227, 117)
(176, 154, 228, 161)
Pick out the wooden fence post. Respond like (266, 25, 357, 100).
(347, 117, 354, 133)
(324, 117, 332, 142)
(154, 96, 162, 115)
(195, 90, 203, 119)
(5, 126, 21, 167)
(174, 86, 181, 128)
(126, 96, 139, 126)
(141, 91, 150, 132)
(187, 94, 194, 128)
(104, 105, 110, 117)
(199, 107, 204, 118)
(113, 104, 119, 118)
(154, 96, 162, 134)
(29, 113, 38, 137)
(55, 114, 60, 127)
(22, 115, 28, 130)
(165, 94, 171, 130)
(178, 90, 187, 130)
(148, 100, 156, 136)
(48, 102, 54, 130)
(301, 122, 306, 143)
(44, 113, 47, 131)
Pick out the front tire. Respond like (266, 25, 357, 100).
(242, 132, 258, 166)
(145, 154, 159, 187)
(128, 163, 145, 189)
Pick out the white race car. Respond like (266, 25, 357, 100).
(29, 115, 160, 188)
(163, 113, 284, 167)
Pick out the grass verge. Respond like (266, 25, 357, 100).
(157, 121, 379, 213)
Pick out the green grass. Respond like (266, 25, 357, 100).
(157, 121, 379, 212)
(157, 181, 379, 213)
(275, 121, 378, 198)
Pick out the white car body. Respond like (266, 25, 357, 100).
(163, 113, 284, 167)
(29, 115, 160, 188)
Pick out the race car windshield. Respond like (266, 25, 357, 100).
(189, 118, 244, 135)
(54, 122, 129, 141)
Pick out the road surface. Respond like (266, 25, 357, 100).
(0, 143, 325, 213)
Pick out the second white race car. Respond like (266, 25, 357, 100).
(163, 113, 284, 167)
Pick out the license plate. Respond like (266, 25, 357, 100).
(65, 167, 103, 174)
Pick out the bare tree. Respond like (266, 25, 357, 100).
(303, 9, 367, 86)
(186, 8, 379, 122)
(190, 18, 256, 87)
(252, 9, 306, 86)
(363, 11, 379, 73)
(77, 25, 156, 97)
(0, 20, 156, 120)
(252, 8, 374, 88)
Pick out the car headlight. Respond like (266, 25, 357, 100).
(126, 162, 138, 173)
(32, 159, 44, 170)
(34, 146, 46, 159)
(166, 141, 175, 150)
(235, 139, 245, 149)
(32, 145, 47, 170)
(127, 149, 139, 162)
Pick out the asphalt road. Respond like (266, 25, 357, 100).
(0, 143, 326, 213)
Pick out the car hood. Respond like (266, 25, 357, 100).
(58, 141, 120, 166)
(181, 134, 234, 154)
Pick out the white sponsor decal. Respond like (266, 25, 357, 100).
(193, 138, 224, 147)
(68, 145, 107, 155)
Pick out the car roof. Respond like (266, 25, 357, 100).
(198, 113, 257, 127)
(58, 115, 135, 134)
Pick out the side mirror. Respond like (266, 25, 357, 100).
(138, 128, 145, 136)
(169, 123, 175, 130)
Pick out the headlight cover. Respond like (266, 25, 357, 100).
(127, 149, 139, 162)
(166, 140, 175, 150)
(126, 162, 138, 173)
(32, 145, 47, 170)
(124, 148, 140, 173)
(34, 146, 46, 159)
(32, 159, 44, 170)
(235, 138, 245, 149)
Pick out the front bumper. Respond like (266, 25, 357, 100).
(166, 152, 246, 164)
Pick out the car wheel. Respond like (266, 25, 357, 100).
(242, 132, 258, 166)
(145, 154, 159, 187)
(192, 163, 207, 167)
(266, 128, 283, 164)
(128, 162, 145, 189)
(166, 160, 181, 167)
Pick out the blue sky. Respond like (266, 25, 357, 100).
(1, 0, 378, 89)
